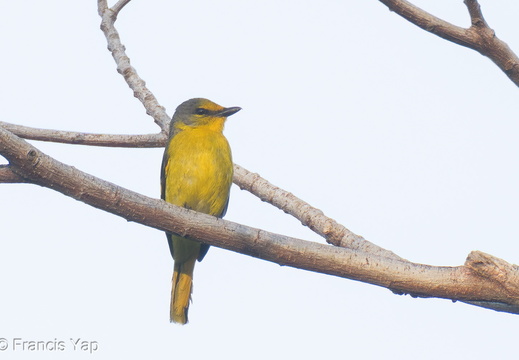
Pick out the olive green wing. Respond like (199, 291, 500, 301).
(160, 145, 177, 259)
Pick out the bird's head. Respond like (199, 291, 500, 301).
(171, 98, 241, 133)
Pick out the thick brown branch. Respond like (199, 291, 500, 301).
(97, 0, 171, 131)
(379, 0, 519, 86)
(1, 125, 518, 314)
(0, 121, 166, 148)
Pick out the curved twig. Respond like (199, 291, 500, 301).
(379, 0, 519, 86)
(111, 0, 132, 18)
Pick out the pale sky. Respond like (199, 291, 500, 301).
(1, 1, 518, 359)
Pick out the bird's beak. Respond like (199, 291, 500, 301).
(217, 106, 241, 118)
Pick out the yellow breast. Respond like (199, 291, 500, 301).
(164, 126, 233, 217)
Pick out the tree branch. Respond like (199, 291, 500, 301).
(380, 0, 471, 46)
(233, 165, 404, 261)
(379, 0, 519, 86)
(1, 124, 519, 314)
(97, 0, 170, 131)
(0, 121, 166, 148)
(464, 0, 487, 27)
(111, 0, 132, 18)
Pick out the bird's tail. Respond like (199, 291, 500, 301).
(170, 257, 197, 324)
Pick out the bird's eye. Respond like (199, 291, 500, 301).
(195, 108, 209, 116)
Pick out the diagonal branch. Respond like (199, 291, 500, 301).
(1, 124, 518, 314)
(379, 0, 519, 86)
(97, 0, 171, 131)
(233, 165, 404, 261)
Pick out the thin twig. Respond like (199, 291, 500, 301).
(0, 121, 166, 148)
(464, 0, 488, 27)
(97, 0, 171, 131)
(233, 165, 404, 261)
(112, 0, 132, 18)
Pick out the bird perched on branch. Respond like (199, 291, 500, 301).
(161, 98, 241, 324)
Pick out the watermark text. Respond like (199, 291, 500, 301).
(0, 337, 98, 353)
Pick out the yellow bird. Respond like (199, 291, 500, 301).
(161, 98, 241, 324)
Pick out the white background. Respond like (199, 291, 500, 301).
(1, 1, 518, 359)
